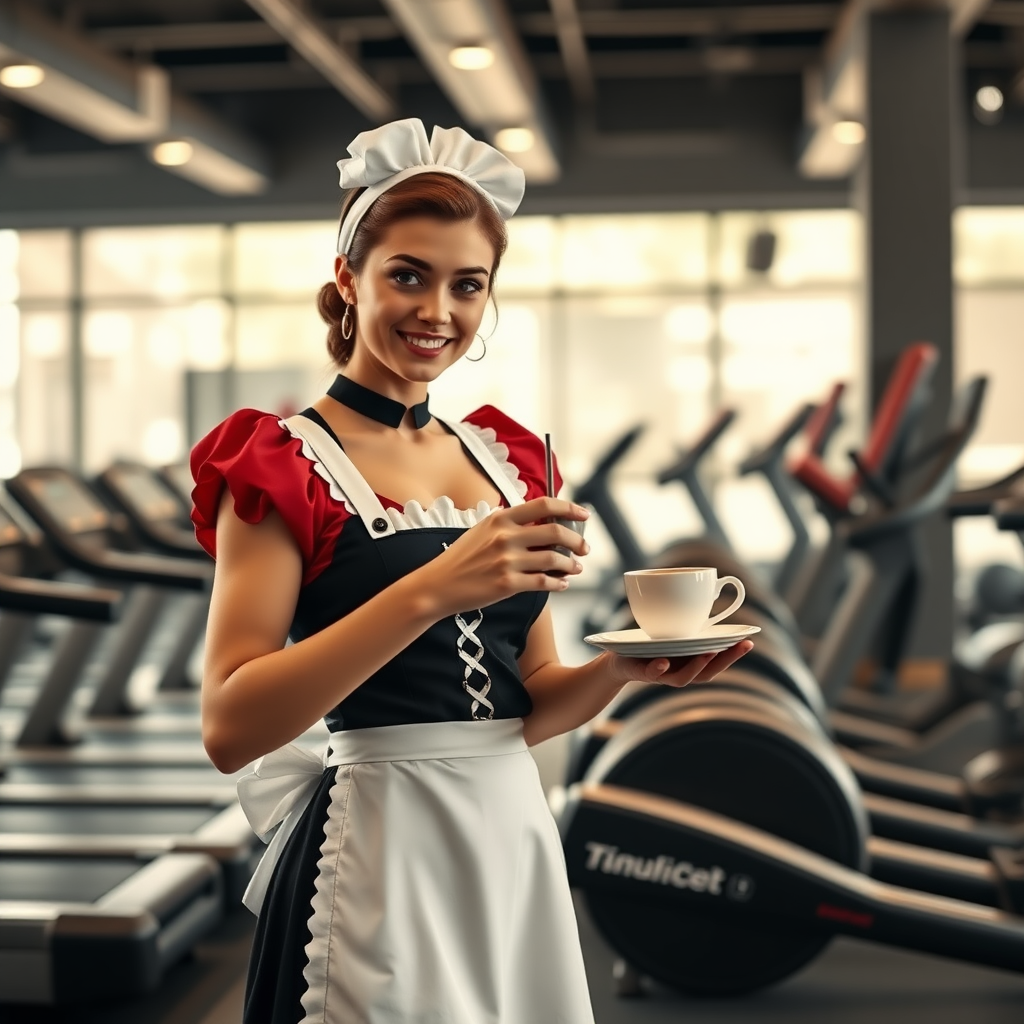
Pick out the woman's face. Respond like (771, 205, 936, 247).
(335, 216, 495, 388)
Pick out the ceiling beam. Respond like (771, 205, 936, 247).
(381, 0, 559, 182)
(89, 6, 844, 56)
(547, 0, 594, 103)
(522, 4, 842, 36)
(90, 17, 399, 52)
(986, 1, 1024, 27)
(241, 0, 394, 120)
(166, 45, 821, 93)
(0, 1, 268, 194)
(87, 1, 1023, 56)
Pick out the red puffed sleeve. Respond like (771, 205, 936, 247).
(189, 409, 349, 586)
(462, 405, 563, 503)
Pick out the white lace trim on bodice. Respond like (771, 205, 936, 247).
(278, 417, 528, 531)
(278, 418, 358, 515)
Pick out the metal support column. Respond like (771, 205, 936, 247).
(856, 10, 957, 660)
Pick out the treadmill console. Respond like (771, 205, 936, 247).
(0, 503, 20, 546)
(0, 503, 25, 575)
(107, 465, 182, 524)
(23, 471, 110, 535)
(162, 463, 194, 503)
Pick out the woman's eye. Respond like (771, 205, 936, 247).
(393, 270, 421, 286)
(456, 279, 484, 294)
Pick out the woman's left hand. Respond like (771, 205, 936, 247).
(604, 640, 755, 688)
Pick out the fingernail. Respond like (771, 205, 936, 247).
(582, 541, 591, 554)
(573, 559, 582, 571)
(573, 504, 590, 517)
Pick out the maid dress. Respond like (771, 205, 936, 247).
(190, 403, 595, 1024)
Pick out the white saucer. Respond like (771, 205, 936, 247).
(583, 624, 760, 658)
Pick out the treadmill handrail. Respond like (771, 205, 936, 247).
(0, 572, 123, 622)
(573, 424, 646, 505)
(843, 376, 988, 548)
(948, 461, 1024, 518)
(994, 493, 1024, 532)
(91, 548, 212, 589)
(656, 409, 737, 485)
(789, 343, 939, 514)
(805, 381, 847, 458)
(571, 425, 650, 571)
(738, 403, 815, 476)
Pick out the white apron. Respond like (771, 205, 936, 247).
(236, 414, 595, 1024)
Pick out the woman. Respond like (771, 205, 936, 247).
(191, 118, 753, 1024)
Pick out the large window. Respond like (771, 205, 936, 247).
(953, 208, 1024, 573)
(6, 210, 864, 577)
(12, 207, 1019, 578)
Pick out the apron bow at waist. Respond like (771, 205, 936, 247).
(236, 719, 529, 914)
(236, 741, 334, 914)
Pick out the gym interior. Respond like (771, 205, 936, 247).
(2, 1, 1024, 1021)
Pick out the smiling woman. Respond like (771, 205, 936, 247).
(189, 118, 751, 1024)
(317, 171, 508, 367)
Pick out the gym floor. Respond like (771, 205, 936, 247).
(5, 591, 1024, 1023)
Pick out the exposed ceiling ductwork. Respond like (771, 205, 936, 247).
(799, 0, 994, 179)
(241, 0, 395, 122)
(0, 1, 269, 195)
(0, 2, 167, 143)
(381, 0, 560, 183)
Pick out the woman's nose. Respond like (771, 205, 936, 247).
(417, 288, 450, 325)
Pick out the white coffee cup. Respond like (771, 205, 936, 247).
(623, 567, 746, 640)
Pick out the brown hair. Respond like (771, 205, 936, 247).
(317, 172, 508, 365)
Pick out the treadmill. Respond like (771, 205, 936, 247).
(0, 477, 328, 780)
(0, 524, 260, 907)
(158, 461, 195, 519)
(0, 569, 223, 1006)
(93, 460, 211, 698)
(0, 472, 212, 764)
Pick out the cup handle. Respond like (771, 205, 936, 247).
(706, 575, 745, 628)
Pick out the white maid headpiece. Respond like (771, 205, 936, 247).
(335, 118, 526, 256)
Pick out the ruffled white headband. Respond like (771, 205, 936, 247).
(335, 118, 526, 256)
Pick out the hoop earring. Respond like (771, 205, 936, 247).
(341, 305, 354, 341)
(466, 333, 487, 362)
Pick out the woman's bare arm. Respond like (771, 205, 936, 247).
(201, 491, 442, 773)
(518, 605, 754, 747)
(202, 492, 587, 773)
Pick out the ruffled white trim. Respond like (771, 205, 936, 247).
(278, 418, 357, 515)
(387, 495, 496, 532)
(278, 415, 527, 530)
(459, 421, 529, 500)
(300, 764, 353, 1024)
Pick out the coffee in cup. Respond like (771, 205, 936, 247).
(623, 567, 746, 640)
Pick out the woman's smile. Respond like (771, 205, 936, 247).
(396, 329, 457, 358)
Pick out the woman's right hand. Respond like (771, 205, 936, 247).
(418, 498, 590, 617)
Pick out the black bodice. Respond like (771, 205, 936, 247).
(288, 411, 545, 731)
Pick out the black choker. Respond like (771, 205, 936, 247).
(327, 375, 431, 429)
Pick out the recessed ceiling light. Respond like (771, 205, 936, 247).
(449, 46, 495, 71)
(0, 64, 45, 89)
(975, 85, 1004, 114)
(152, 140, 194, 166)
(494, 127, 534, 153)
(832, 120, 866, 145)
